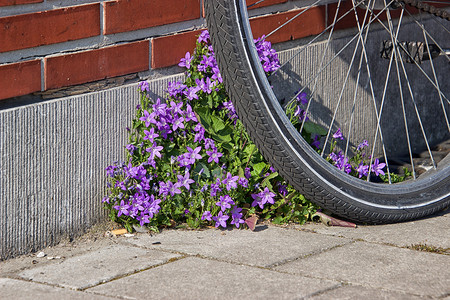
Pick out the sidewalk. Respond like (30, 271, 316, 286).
(1, 208, 449, 299)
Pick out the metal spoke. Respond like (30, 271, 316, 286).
(391, 13, 418, 179)
(362, 4, 450, 103)
(422, 25, 450, 133)
(247, 0, 267, 9)
(299, 0, 344, 134)
(268, 0, 367, 80)
(265, 0, 322, 40)
(282, 2, 397, 110)
(367, 1, 403, 181)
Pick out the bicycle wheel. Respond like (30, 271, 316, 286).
(205, 0, 450, 223)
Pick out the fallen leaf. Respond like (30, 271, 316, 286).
(245, 215, 259, 231)
(111, 229, 128, 236)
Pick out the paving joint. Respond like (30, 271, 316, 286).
(78, 255, 188, 292)
(265, 240, 357, 269)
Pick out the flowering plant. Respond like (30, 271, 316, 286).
(103, 30, 316, 232)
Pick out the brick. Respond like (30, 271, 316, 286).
(103, 0, 201, 35)
(250, 7, 326, 44)
(151, 29, 202, 69)
(247, 0, 288, 9)
(44, 41, 149, 90)
(326, 2, 426, 31)
(0, 4, 100, 53)
(0, 0, 43, 7)
(0, 60, 41, 100)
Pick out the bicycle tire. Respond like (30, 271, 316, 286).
(205, 0, 450, 223)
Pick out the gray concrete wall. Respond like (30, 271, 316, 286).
(0, 73, 184, 260)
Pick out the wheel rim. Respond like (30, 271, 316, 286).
(236, 0, 450, 206)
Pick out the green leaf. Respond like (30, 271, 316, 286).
(211, 115, 226, 132)
(252, 162, 267, 176)
(272, 215, 284, 225)
(195, 108, 212, 131)
(243, 144, 256, 156)
(211, 167, 223, 179)
(194, 162, 211, 178)
(213, 132, 232, 143)
(261, 172, 278, 189)
(302, 121, 327, 136)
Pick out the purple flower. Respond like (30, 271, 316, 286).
(125, 163, 147, 180)
(357, 140, 369, 151)
(138, 213, 151, 226)
(197, 30, 210, 43)
(204, 138, 215, 150)
(167, 81, 186, 97)
(184, 104, 197, 122)
(332, 128, 344, 140)
(216, 195, 235, 211)
(167, 180, 182, 197)
(201, 211, 212, 221)
(170, 100, 183, 115)
(139, 110, 156, 127)
(204, 77, 214, 94)
(201, 54, 216, 68)
(158, 181, 169, 197)
(177, 172, 195, 190)
(222, 172, 239, 191)
(210, 179, 222, 197)
(231, 206, 242, 218)
(177, 153, 192, 168)
(334, 154, 351, 174)
(114, 200, 131, 217)
(153, 98, 167, 117)
(371, 158, 386, 176)
(230, 215, 245, 228)
(186, 146, 202, 163)
(311, 134, 320, 148)
(178, 51, 192, 69)
(172, 116, 185, 132)
(211, 66, 223, 83)
(212, 211, 229, 228)
(296, 92, 308, 105)
(184, 86, 201, 101)
(356, 163, 369, 178)
(238, 177, 248, 188)
(278, 184, 288, 196)
(244, 167, 251, 179)
(260, 187, 275, 205)
(146, 143, 164, 160)
(126, 144, 136, 154)
(294, 107, 308, 122)
(251, 193, 264, 209)
(138, 81, 149, 92)
(143, 128, 159, 143)
(206, 148, 223, 164)
(251, 187, 275, 209)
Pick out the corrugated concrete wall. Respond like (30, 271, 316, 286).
(0, 73, 183, 260)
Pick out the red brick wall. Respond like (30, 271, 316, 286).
(0, 0, 334, 101)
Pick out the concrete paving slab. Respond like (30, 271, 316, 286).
(300, 213, 450, 249)
(275, 241, 450, 297)
(123, 226, 351, 267)
(87, 256, 339, 299)
(18, 244, 181, 290)
(310, 284, 427, 299)
(0, 278, 115, 299)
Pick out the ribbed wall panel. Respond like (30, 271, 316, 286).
(0, 73, 184, 259)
